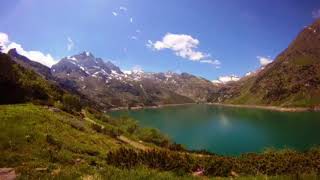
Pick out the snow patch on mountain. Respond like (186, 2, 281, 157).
(67, 56, 77, 61)
(245, 72, 253, 76)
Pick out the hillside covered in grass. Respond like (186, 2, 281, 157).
(1, 104, 320, 179)
(0, 53, 63, 105)
(0, 104, 192, 179)
(1, 39, 320, 179)
(211, 19, 320, 108)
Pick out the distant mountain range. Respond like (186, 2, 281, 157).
(51, 51, 217, 108)
(3, 49, 218, 109)
(1, 19, 320, 109)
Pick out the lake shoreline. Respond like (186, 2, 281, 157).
(207, 103, 320, 112)
(108, 102, 320, 112)
(107, 103, 197, 111)
(109, 102, 320, 155)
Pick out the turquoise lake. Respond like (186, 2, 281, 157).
(110, 104, 320, 155)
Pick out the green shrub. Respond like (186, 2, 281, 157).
(46, 134, 62, 149)
(91, 123, 123, 138)
(70, 120, 85, 131)
(62, 94, 82, 113)
(91, 123, 104, 133)
(169, 143, 186, 151)
(54, 100, 64, 110)
(106, 148, 196, 174)
(107, 147, 320, 177)
(136, 128, 171, 147)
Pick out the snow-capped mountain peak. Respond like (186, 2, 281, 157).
(67, 56, 77, 61)
(52, 52, 122, 79)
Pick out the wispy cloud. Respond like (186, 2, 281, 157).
(131, 36, 138, 40)
(257, 56, 273, 66)
(147, 33, 220, 66)
(199, 59, 221, 65)
(119, 6, 128, 12)
(0, 32, 57, 67)
(146, 40, 153, 48)
(113, 6, 135, 25)
(67, 37, 74, 51)
(312, 9, 320, 19)
(113, 6, 128, 17)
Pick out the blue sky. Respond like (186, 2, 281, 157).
(0, 0, 320, 80)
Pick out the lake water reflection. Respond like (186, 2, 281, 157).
(110, 104, 320, 155)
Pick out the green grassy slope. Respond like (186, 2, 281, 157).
(1, 35, 320, 178)
(0, 104, 118, 178)
(0, 53, 63, 105)
(214, 19, 320, 108)
(1, 104, 320, 179)
(0, 104, 200, 179)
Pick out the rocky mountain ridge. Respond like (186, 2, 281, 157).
(4, 19, 320, 109)
(50, 51, 218, 108)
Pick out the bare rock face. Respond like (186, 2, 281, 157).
(51, 52, 218, 108)
(5, 47, 219, 109)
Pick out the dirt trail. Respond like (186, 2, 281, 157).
(82, 110, 211, 157)
(82, 111, 148, 150)
(118, 135, 149, 151)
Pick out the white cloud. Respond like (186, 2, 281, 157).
(146, 40, 153, 48)
(312, 9, 320, 19)
(149, 33, 205, 60)
(119, 6, 128, 11)
(148, 33, 219, 66)
(212, 75, 240, 84)
(199, 59, 221, 65)
(113, 7, 127, 17)
(0, 33, 9, 47)
(136, 29, 141, 33)
(131, 36, 138, 40)
(219, 75, 240, 83)
(257, 56, 273, 66)
(130, 17, 133, 23)
(67, 37, 74, 51)
(0, 32, 57, 67)
(132, 65, 143, 73)
(123, 65, 144, 75)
